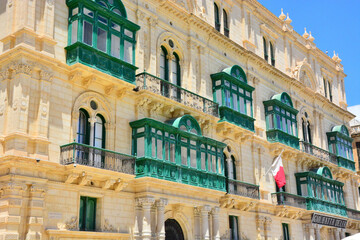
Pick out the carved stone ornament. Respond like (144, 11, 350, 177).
(58, 216, 78, 231)
(103, 219, 117, 232)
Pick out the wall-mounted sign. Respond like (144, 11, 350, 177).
(311, 213, 347, 229)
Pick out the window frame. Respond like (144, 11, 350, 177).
(214, 3, 221, 31)
(79, 196, 97, 231)
(67, 1, 137, 65)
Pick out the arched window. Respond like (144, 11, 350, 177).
(160, 46, 169, 81)
(77, 109, 90, 145)
(328, 81, 332, 102)
(214, 3, 220, 31)
(223, 9, 229, 37)
(67, 0, 140, 82)
(302, 113, 312, 144)
(94, 115, 106, 148)
(270, 42, 275, 66)
(171, 53, 181, 86)
(323, 78, 328, 98)
(263, 37, 268, 62)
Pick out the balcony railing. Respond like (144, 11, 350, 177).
(227, 179, 259, 199)
(347, 208, 360, 221)
(60, 142, 135, 175)
(135, 72, 219, 117)
(271, 192, 306, 209)
(306, 197, 348, 217)
(299, 141, 338, 165)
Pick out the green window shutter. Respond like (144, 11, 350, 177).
(79, 196, 85, 230)
(85, 197, 96, 231)
(282, 223, 290, 240)
(229, 215, 239, 240)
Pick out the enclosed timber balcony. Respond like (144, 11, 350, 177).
(266, 129, 299, 149)
(271, 192, 306, 209)
(271, 193, 347, 217)
(299, 141, 338, 165)
(337, 156, 356, 171)
(218, 106, 255, 132)
(227, 179, 259, 199)
(347, 208, 360, 221)
(66, 42, 138, 84)
(306, 197, 347, 217)
(136, 72, 219, 117)
(60, 142, 135, 175)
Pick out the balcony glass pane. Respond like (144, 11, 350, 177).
(137, 137, 144, 157)
(83, 21, 93, 46)
(97, 28, 107, 52)
(111, 34, 120, 58)
(181, 146, 187, 165)
(124, 40, 133, 64)
(71, 20, 78, 44)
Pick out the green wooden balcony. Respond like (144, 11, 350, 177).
(135, 72, 219, 117)
(60, 142, 135, 175)
(271, 192, 347, 217)
(306, 197, 347, 217)
(227, 179, 259, 199)
(66, 42, 138, 84)
(299, 141, 338, 165)
(347, 208, 360, 221)
(337, 156, 356, 171)
(218, 106, 255, 132)
(135, 157, 226, 191)
(266, 129, 299, 149)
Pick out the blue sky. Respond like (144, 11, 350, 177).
(258, 0, 360, 107)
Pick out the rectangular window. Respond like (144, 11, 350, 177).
(83, 21, 93, 46)
(136, 137, 144, 157)
(282, 223, 290, 240)
(323, 78, 328, 98)
(229, 216, 239, 240)
(79, 196, 96, 231)
(111, 34, 120, 58)
(83, 8, 94, 18)
(97, 28, 107, 52)
(111, 22, 120, 31)
(71, 20, 78, 44)
(232, 93, 238, 111)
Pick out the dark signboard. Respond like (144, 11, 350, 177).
(311, 213, 347, 229)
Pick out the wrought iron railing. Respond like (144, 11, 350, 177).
(347, 208, 360, 221)
(135, 72, 219, 117)
(271, 192, 306, 209)
(60, 142, 135, 175)
(299, 141, 338, 165)
(227, 179, 259, 199)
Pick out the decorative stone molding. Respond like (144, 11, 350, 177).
(103, 219, 117, 233)
(58, 216, 78, 231)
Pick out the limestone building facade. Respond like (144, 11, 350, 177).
(0, 0, 359, 239)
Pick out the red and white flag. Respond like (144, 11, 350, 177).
(271, 153, 286, 189)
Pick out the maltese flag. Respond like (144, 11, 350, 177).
(271, 154, 286, 189)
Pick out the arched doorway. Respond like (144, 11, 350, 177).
(165, 219, 184, 240)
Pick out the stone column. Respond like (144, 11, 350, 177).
(304, 224, 315, 240)
(135, 197, 155, 240)
(327, 229, 335, 240)
(334, 228, 341, 240)
(314, 224, 321, 240)
(340, 229, 346, 239)
(211, 207, 220, 240)
(194, 207, 201, 240)
(156, 199, 168, 240)
(201, 206, 211, 240)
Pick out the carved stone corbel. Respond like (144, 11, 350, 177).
(65, 173, 79, 184)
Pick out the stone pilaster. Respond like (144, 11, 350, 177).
(340, 229, 346, 239)
(314, 224, 321, 240)
(25, 185, 46, 240)
(334, 228, 341, 240)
